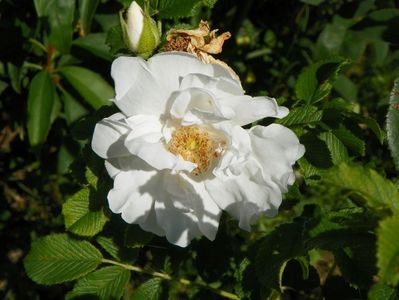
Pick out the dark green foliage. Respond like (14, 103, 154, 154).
(1, 0, 399, 299)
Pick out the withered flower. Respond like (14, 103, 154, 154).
(163, 21, 236, 77)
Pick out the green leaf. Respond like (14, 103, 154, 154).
(27, 70, 56, 146)
(62, 188, 108, 237)
(106, 25, 126, 55)
(277, 105, 322, 126)
(333, 75, 358, 102)
(24, 234, 103, 285)
(48, 0, 76, 54)
(158, 0, 201, 19)
(351, 113, 385, 144)
(324, 163, 399, 215)
(60, 66, 113, 109)
(33, 0, 52, 17)
(73, 33, 113, 61)
(295, 58, 350, 104)
(301, 133, 333, 169)
(368, 283, 399, 300)
(333, 125, 365, 156)
(319, 131, 349, 165)
(62, 88, 89, 125)
(314, 16, 351, 59)
(85, 167, 98, 187)
(50, 91, 62, 125)
(377, 217, 399, 285)
(387, 78, 399, 173)
(96, 235, 138, 263)
(66, 266, 130, 300)
(255, 221, 306, 289)
(130, 278, 162, 300)
(78, 0, 99, 36)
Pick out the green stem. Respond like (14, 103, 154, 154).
(23, 62, 43, 70)
(101, 259, 240, 300)
(29, 38, 47, 53)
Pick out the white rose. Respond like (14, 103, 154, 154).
(92, 52, 305, 247)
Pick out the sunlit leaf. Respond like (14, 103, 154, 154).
(131, 278, 163, 300)
(66, 266, 130, 300)
(324, 163, 399, 215)
(377, 217, 399, 285)
(24, 234, 102, 285)
(62, 188, 108, 237)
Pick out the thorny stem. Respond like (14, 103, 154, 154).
(101, 258, 240, 300)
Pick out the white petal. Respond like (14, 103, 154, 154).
(249, 124, 305, 191)
(91, 113, 131, 158)
(181, 174, 221, 241)
(169, 88, 232, 125)
(108, 168, 157, 217)
(154, 196, 201, 247)
(206, 161, 280, 231)
(179, 73, 244, 98)
(111, 56, 168, 117)
(148, 52, 240, 95)
(217, 96, 289, 126)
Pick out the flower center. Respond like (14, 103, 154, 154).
(167, 126, 225, 176)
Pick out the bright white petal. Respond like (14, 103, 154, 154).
(217, 96, 289, 126)
(111, 57, 168, 117)
(91, 113, 131, 158)
(182, 174, 221, 241)
(249, 124, 305, 191)
(148, 52, 240, 94)
(179, 73, 244, 98)
(154, 193, 201, 247)
(108, 168, 156, 216)
(206, 160, 280, 231)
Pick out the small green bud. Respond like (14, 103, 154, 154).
(120, 1, 160, 58)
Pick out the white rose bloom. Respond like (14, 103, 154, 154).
(92, 52, 305, 247)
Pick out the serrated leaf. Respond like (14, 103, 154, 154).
(377, 217, 399, 285)
(131, 278, 162, 300)
(324, 163, 399, 215)
(85, 168, 98, 187)
(24, 234, 103, 285)
(319, 131, 349, 165)
(277, 105, 322, 126)
(295, 58, 350, 104)
(66, 266, 130, 300)
(60, 66, 113, 109)
(333, 126, 365, 156)
(351, 112, 385, 144)
(62, 188, 108, 237)
(78, 0, 99, 36)
(387, 78, 399, 173)
(301, 133, 333, 169)
(368, 283, 399, 300)
(96, 235, 138, 263)
(158, 0, 201, 18)
(73, 33, 113, 61)
(27, 70, 56, 147)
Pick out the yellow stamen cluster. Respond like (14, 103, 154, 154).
(168, 126, 224, 176)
